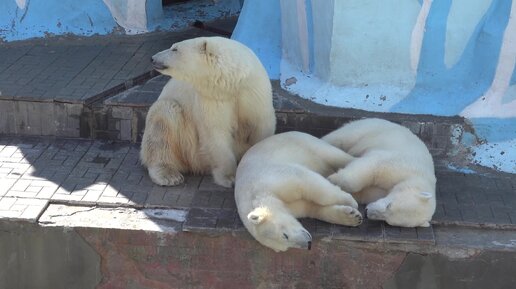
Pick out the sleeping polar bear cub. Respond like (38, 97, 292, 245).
(235, 132, 362, 252)
(141, 37, 276, 188)
(323, 118, 436, 227)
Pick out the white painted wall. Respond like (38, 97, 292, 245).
(311, 0, 334, 81)
(330, 0, 420, 88)
(461, 0, 516, 118)
(445, 0, 492, 68)
(280, 0, 309, 73)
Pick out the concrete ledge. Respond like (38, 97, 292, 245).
(0, 77, 477, 164)
(2, 210, 516, 289)
(1, 132, 515, 288)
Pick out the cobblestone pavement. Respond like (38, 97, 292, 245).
(1, 136, 515, 244)
(0, 25, 226, 103)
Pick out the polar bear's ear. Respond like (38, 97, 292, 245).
(247, 207, 268, 225)
(419, 192, 433, 201)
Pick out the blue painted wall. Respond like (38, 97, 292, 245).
(0, 1, 119, 41)
(232, 0, 515, 173)
(0, 0, 241, 42)
(393, 0, 511, 115)
(231, 0, 281, 78)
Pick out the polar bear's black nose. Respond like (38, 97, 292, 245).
(151, 58, 168, 71)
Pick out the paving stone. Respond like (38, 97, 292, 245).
(145, 175, 202, 207)
(0, 197, 48, 222)
(51, 187, 85, 202)
(416, 226, 435, 243)
(298, 218, 335, 236)
(183, 208, 242, 232)
(199, 176, 233, 192)
(191, 189, 233, 209)
(214, 209, 239, 230)
(184, 208, 218, 230)
(1, 162, 32, 179)
(383, 225, 423, 244)
(0, 178, 16, 197)
(433, 203, 445, 220)
(490, 205, 513, 225)
(440, 203, 463, 222)
(333, 217, 385, 242)
(1, 135, 515, 237)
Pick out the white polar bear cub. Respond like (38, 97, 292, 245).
(235, 131, 362, 252)
(141, 37, 276, 188)
(322, 118, 437, 227)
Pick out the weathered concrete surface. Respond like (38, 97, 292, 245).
(77, 228, 407, 289)
(39, 204, 187, 233)
(2, 219, 516, 289)
(0, 221, 101, 289)
(384, 252, 516, 289)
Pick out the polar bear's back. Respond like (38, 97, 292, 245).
(240, 131, 324, 165)
(324, 118, 430, 159)
(237, 131, 342, 184)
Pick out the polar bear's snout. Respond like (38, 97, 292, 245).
(288, 229, 312, 250)
(151, 51, 169, 71)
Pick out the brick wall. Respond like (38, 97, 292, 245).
(1, 80, 476, 162)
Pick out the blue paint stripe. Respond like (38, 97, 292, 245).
(470, 117, 516, 142)
(305, 0, 315, 73)
(392, 0, 512, 115)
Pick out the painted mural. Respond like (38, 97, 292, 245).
(233, 0, 515, 173)
(0, 0, 241, 41)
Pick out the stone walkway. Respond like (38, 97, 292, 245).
(0, 21, 233, 104)
(1, 135, 515, 245)
(0, 15, 515, 247)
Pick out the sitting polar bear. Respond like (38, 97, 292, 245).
(322, 118, 436, 227)
(141, 37, 276, 188)
(235, 131, 362, 252)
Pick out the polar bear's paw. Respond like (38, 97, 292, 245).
(327, 172, 351, 192)
(212, 168, 235, 188)
(148, 166, 185, 186)
(333, 205, 363, 227)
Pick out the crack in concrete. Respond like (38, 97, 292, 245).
(46, 206, 98, 219)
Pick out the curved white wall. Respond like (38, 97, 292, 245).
(232, 0, 516, 173)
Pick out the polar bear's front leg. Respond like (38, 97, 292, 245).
(268, 165, 358, 208)
(197, 102, 238, 188)
(212, 160, 236, 188)
(327, 156, 377, 194)
(204, 133, 237, 188)
(311, 205, 363, 226)
(313, 142, 356, 172)
(148, 165, 184, 186)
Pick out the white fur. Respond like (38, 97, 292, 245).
(235, 131, 362, 252)
(141, 37, 276, 187)
(322, 118, 436, 227)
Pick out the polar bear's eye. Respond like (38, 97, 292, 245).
(171, 47, 178, 52)
(283, 233, 289, 240)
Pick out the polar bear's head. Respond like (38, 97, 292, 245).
(366, 191, 435, 227)
(246, 206, 312, 252)
(151, 36, 253, 88)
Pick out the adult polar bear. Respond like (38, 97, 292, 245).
(141, 37, 276, 188)
(235, 132, 362, 252)
(323, 118, 436, 227)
